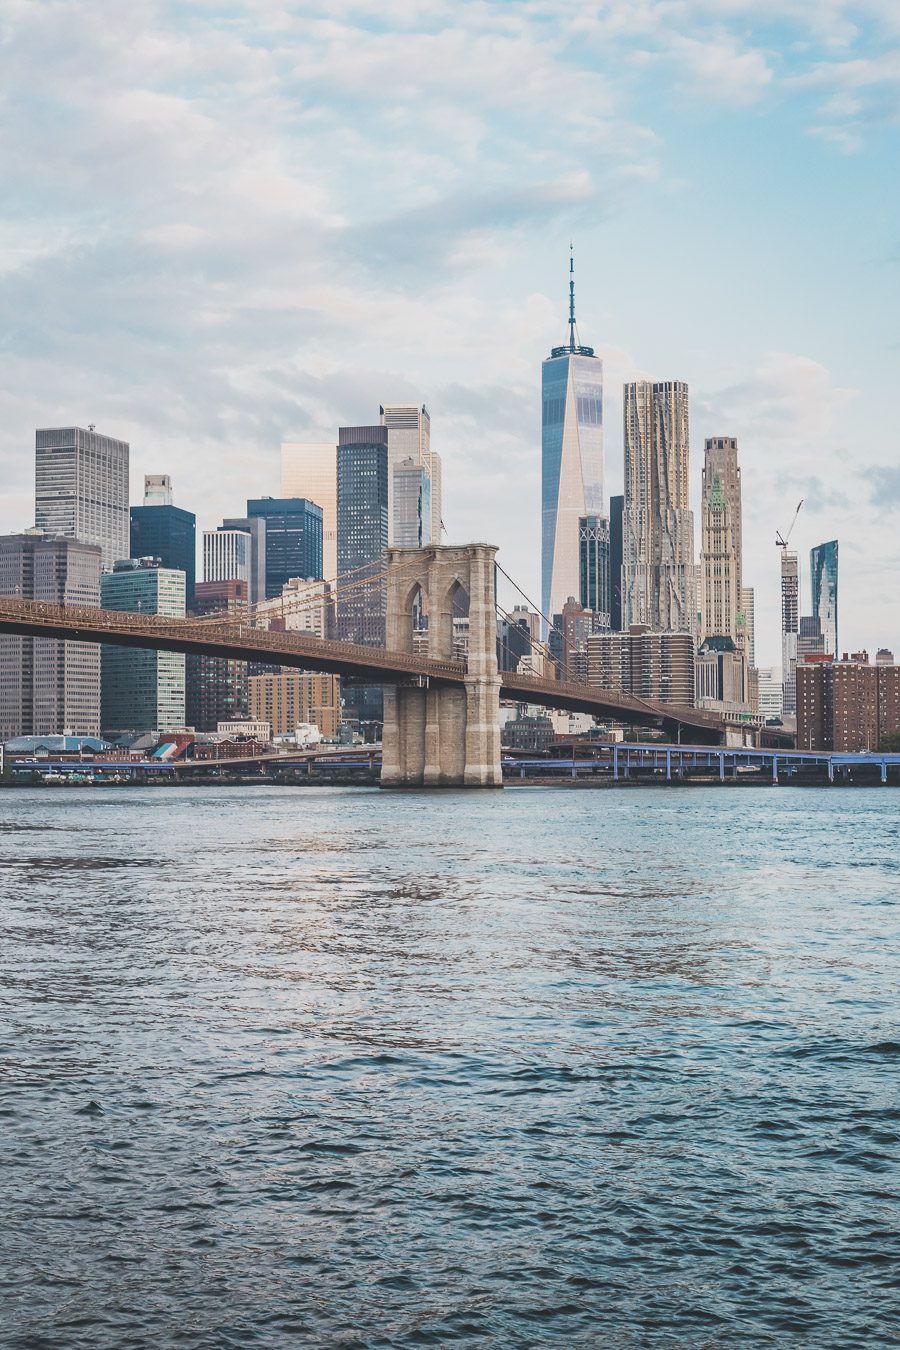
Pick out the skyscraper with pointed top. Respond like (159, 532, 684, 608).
(542, 251, 604, 627)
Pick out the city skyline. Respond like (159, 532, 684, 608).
(0, 4, 897, 665)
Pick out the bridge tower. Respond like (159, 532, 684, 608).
(381, 544, 503, 787)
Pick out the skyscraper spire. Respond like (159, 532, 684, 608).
(568, 243, 576, 352)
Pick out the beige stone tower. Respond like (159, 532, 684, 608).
(381, 544, 503, 787)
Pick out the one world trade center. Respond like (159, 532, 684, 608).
(541, 252, 604, 627)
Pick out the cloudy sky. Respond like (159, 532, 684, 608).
(1, 0, 898, 664)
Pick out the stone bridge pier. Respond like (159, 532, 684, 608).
(381, 543, 503, 787)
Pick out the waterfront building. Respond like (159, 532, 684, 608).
(249, 670, 341, 739)
(757, 667, 784, 720)
(0, 531, 101, 740)
(281, 442, 337, 579)
(203, 528, 251, 588)
(217, 517, 266, 605)
(541, 253, 604, 625)
(130, 476, 196, 606)
(609, 495, 624, 631)
(35, 426, 129, 569)
(810, 539, 839, 659)
(185, 579, 250, 732)
(380, 404, 441, 545)
(586, 626, 695, 706)
(392, 457, 431, 548)
(797, 654, 900, 752)
(246, 498, 323, 600)
(100, 559, 185, 738)
(579, 515, 611, 629)
(622, 381, 695, 632)
(781, 551, 800, 715)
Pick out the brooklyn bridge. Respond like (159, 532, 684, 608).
(0, 543, 739, 785)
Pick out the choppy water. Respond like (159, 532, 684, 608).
(1, 785, 898, 1348)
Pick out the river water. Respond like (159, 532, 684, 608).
(1, 785, 897, 1348)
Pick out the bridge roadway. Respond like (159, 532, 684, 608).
(0, 596, 727, 742)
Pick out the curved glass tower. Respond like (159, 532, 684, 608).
(541, 253, 603, 627)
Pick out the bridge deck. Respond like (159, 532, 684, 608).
(0, 597, 727, 739)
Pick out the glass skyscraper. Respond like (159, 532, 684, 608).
(810, 539, 838, 659)
(130, 501, 196, 606)
(541, 255, 603, 627)
(246, 498, 323, 599)
(35, 425, 129, 570)
(100, 560, 186, 737)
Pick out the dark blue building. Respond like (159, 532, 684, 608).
(246, 497, 323, 599)
(336, 426, 389, 734)
(129, 504, 196, 606)
(609, 494, 624, 632)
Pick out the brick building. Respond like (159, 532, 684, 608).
(797, 653, 900, 751)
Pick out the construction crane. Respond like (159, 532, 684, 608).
(776, 499, 803, 549)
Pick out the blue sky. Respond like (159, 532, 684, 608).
(1, 0, 898, 664)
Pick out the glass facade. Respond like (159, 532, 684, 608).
(609, 495, 624, 632)
(247, 498, 323, 599)
(281, 443, 338, 580)
(130, 504, 196, 606)
(578, 515, 610, 628)
(810, 539, 838, 659)
(542, 351, 604, 625)
(392, 457, 431, 547)
(100, 562, 185, 737)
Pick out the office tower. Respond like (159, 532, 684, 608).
(35, 426, 129, 569)
(586, 627, 695, 706)
(185, 580, 249, 732)
(380, 404, 440, 545)
(623, 380, 695, 633)
(247, 498, 323, 599)
(757, 667, 784, 720)
(249, 671, 341, 739)
(541, 253, 604, 625)
(798, 614, 825, 663)
(609, 495, 624, 631)
(700, 437, 742, 646)
(143, 474, 172, 506)
(781, 550, 800, 714)
(203, 528, 251, 587)
(336, 426, 389, 646)
(220, 517, 266, 605)
(130, 478, 196, 606)
(810, 539, 838, 659)
(578, 515, 610, 628)
(281, 442, 338, 579)
(0, 531, 101, 740)
(100, 559, 185, 737)
(392, 457, 431, 547)
(798, 655, 900, 752)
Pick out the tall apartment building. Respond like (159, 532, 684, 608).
(185, 579, 250, 732)
(380, 404, 440, 546)
(578, 515, 610, 629)
(781, 550, 800, 715)
(797, 655, 900, 752)
(541, 254, 604, 625)
(130, 476, 196, 606)
(700, 437, 742, 645)
(203, 528, 251, 588)
(586, 626, 695, 706)
(0, 532, 102, 740)
(810, 539, 839, 659)
(247, 497, 323, 599)
(35, 426, 129, 570)
(249, 670, 341, 739)
(100, 559, 185, 738)
(281, 442, 337, 579)
(622, 381, 695, 633)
